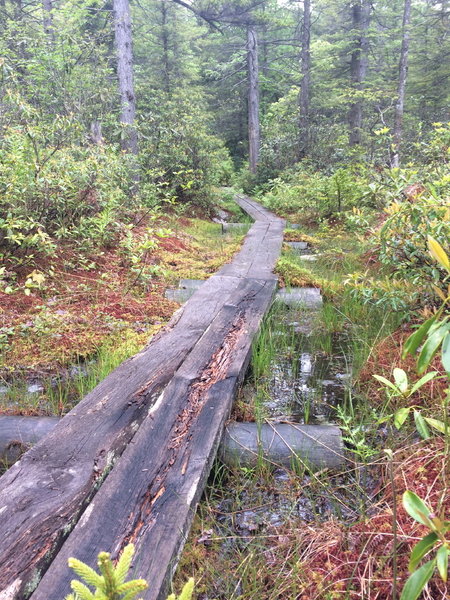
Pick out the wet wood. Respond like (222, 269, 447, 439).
(0, 197, 285, 600)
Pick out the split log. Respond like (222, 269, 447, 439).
(220, 422, 345, 471)
(0, 196, 285, 600)
(32, 277, 277, 600)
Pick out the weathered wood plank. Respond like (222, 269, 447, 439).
(0, 275, 245, 600)
(32, 277, 277, 600)
(0, 197, 285, 600)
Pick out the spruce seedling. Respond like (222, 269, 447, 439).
(66, 544, 148, 600)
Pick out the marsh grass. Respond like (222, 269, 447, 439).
(174, 226, 423, 599)
(0, 330, 147, 416)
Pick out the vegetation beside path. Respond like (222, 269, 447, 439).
(173, 190, 449, 600)
(0, 204, 244, 416)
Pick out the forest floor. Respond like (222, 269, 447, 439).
(173, 214, 449, 600)
(0, 209, 244, 415)
(1, 197, 448, 598)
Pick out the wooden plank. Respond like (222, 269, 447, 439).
(0, 275, 245, 600)
(32, 278, 277, 600)
(0, 198, 285, 600)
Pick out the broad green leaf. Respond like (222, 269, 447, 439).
(417, 324, 450, 374)
(428, 236, 450, 272)
(394, 407, 411, 429)
(424, 417, 447, 434)
(409, 371, 438, 395)
(414, 410, 431, 440)
(400, 560, 435, 600)
(402, 315, 437, 359)
(436, 546, 448, 582)
(442, 332, 450, 374)
(403, 491, 433, 527)
(393, 368, 408, 393)
(408, 532, 438, 571)
(373, 374, 399, 393)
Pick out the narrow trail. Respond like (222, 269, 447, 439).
(0, 197, 285, 600)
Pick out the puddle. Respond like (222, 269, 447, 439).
(245, 304, 352, 425)
(0, 360, 94, 415)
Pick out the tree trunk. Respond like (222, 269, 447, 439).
(90, 120, 103, 145)
(42, 0, 55, 42)
(298, 0, 311, 157)
(391, 0, 412, 167)
(348, 0, 370, 147)
(113, 0, 138, 155)
(247, 25, 260, 175)
(161, 1, 171, 95)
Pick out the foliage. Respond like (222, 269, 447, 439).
(402, 237, 450, 374)
(259, 164, 376, 218)
(0, 106, 132, 265)
(400, 491, 449, 600)
(66, 544, 195, 600)
(378, 192, 450, 289)
(66, 544, 148, 600)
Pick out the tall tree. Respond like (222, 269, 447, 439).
(247, 24, 260, 174)
(391, 0, 411, 167)
(113, 0, 138, 154)
(348, 0, 370, 146)
(42, 0, 55, 41)
(298, 0, 311, 157)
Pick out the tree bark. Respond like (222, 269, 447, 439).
(113, 0, 138, 155)
(247, 25, 260, 174)
(42, 0, 55, 41)
(298, 0, 311, 157)
(90, 120, 103, 145)
(348, 0, 370, 147)
(161, 1, 171, 95)
(391, 0, 412, 167)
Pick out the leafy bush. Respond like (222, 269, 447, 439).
(378, 193, 450, 288)
(259, 164, 374, 218)
(0, 111, 134, 265)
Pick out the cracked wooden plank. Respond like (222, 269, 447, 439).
(0, 197, 284, 600)
(32, 278, 277, 600)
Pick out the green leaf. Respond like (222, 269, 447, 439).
(373, 374, 400, 393)
(403, 315, 437, 359)
(400, 560, 435, 600)
(417, 324, 450, 374)
(393, 368, 408, 393)
(70, 580, 96, 600)
(428, 236, 450, 272)
(408, 532, 438, 571)
(395, 407, 411, 429)
(424, 417, 447, 434)
(436, 546, 448, 582)
(403, 491, 433, 527)
(409, 371, 438, 395)
(442, 332, 450, 374)
(414, 410, 431, 440)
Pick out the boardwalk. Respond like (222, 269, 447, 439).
(0, 197, 284, 600)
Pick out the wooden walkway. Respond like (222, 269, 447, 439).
(0, 197, 284, 600)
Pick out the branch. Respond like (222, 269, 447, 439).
(169, 0, 223, 33)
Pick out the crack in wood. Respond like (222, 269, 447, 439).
(118, 315, 246, 553)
